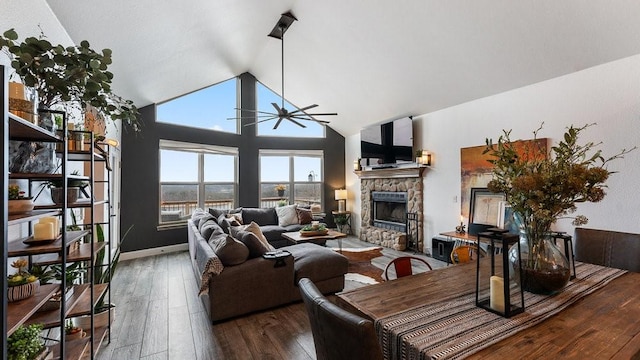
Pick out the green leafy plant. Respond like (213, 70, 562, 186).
(0, 28, 141, 132)
(334, 214, 348, 226)
(302, 224, 327, 232)
(7, 324, 45, 360)
(8, 184, 31, 200)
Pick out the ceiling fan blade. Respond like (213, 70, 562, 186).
(271, 102, 282, 113)
(273, 118, 285, 129)
(227, 115, 278, 120)
(243, 116, 279, 126)
(290, 115, 330, 124)
(304, 112, 338, 116)
(234, 108, 279, 116)
(287, 118, 307, 128)
(289, 104, 318, 114)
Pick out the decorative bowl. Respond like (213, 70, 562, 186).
(8, 199, 34, 215)
(7, 281, 39, 302)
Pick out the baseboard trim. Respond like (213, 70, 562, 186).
(120, 243, 188, 261)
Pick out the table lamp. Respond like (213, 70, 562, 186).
(335, 189, 347, 212)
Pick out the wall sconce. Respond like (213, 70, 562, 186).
(475, 229, 524, 318)
(335, 189, 348, 212)
(354, 158, 362, 171)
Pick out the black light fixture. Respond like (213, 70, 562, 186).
(230, 11, 338, 129)
(475, 229, 524, 318)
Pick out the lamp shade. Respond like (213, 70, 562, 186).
(334, 189, 347, 200)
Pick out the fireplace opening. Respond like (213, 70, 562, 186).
(372, 191, 407, 232)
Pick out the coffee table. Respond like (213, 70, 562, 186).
(282, 229, 347, 248)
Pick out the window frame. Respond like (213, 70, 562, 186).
(159, 140, 238, 227)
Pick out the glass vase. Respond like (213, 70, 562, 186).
(508, 230, 571, 294)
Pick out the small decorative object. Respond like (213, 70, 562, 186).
(455, 215, 466, 234)
(475, 229, 524, 318)
(354, 158, 362, 171)
(7, 324, 46, 360)
(485, 123, 635, 294)
(300, 224, 328, 236)
(416, 149, 432, 166)
(64, 321, 86, 341)
(335, 189, 347, 212)
(275, 184, 286, 197)
(8, 184, 34, 215)
(7, 259, 39, 302)
(277, 199, 288, 207)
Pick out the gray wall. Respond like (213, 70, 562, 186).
(120, 73, 345, 252)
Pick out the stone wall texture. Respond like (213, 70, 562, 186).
(360, 177, 423, 251)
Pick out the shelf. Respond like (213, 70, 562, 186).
(62, 151, 105, 162)
(33, 242, 107, 266)
(25, 284, 90, 329)
(8, 209, 61, 226)
(68, 284, 109, 317)
(354, 165, 428, 179)
(50, 325, 109, 360)
(8, 230, 89, 257)
(7, 284, 60, 336)
(34, 199, 106, 210)
(8, 112, 61, 142)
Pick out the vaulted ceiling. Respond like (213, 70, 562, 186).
(43, 0, 640, 136)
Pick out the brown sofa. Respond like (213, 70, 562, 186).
(574, 227, 640, 272)
(188, 218, 348, 322)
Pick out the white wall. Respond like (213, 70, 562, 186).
(346, 54, 640, 254)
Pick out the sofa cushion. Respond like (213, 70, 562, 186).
(209, 207, 242, 219)
(226, 212, 243, 225)
(210, 235, 249, 266)
(276, 204, 299, 227)
(283, 243, 349, 283)
(260, 225, 287, 242)
(238, 231, 273, 258)
(296, 207, 313, 225)
(191, 208, 213, 227)
(242, 207, 278, 226)
(217, 215, 233, 234)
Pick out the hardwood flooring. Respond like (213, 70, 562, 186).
(96, 237, 447, 360)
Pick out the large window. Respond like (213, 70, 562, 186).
(259, 150, 323, 209)
(159, 140, 237, 225)
(156, 78, 238, 133)
(256, 82, 325, 138)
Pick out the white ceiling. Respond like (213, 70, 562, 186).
(44, 0, 640, 136)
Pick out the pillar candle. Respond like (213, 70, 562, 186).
(39, 217, 59, 236)
(34, 222, 55, 240)
(489, 276, 505, 312)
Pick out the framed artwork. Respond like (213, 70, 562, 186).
(498, 201, 519, 234)
(469, 187, 505, 226)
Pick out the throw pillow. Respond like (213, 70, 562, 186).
(276, 204, 299, 227)
(217, 214, 233, 234)
(226, 212, 243, 225)
(211, 235, 249, 266)
(296, 207, 313, 225)
(200, 219, 222, 240)
(244, 221, 270, 246)
(209, 207, 242, 219)
(239, 232, 271, 258)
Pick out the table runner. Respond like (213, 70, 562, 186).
(374, 262, 626, 360)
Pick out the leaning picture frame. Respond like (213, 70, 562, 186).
(469, 187, 505, 226)
(498, 201, 520, 234)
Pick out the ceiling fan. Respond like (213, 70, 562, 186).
(230, 11, 337, 129)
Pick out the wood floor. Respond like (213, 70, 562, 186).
(96, 237, 447, 360)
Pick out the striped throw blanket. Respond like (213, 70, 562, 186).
(374, 262, 626, 360)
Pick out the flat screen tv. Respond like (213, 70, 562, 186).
(360, 116, 414, 167)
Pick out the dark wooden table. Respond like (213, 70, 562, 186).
(337, 262, 640, 359)
(281, 229, 347, 246)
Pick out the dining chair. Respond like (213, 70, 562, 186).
(298, 278, 384, 360)
(383, 256, 433, 280)
(574, 227, 640, 272)
(450, 245, 477, 265)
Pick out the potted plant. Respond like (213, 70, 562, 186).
(275, 184, 286, 197)
(7, 324, 47, 360)
(0, 28, 141, 132)
(8, 184, 34, 215)
(7, 259, 39, 302)
(484, 123, 635, 294)
(64, 321, 85, 342)
(40, 170, 89, 205)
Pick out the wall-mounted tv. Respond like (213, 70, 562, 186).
(360, 116, 414, 168)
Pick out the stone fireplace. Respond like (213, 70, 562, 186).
(357, 167, 426, 251)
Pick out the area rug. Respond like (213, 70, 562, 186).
(334, 247, 385, 284)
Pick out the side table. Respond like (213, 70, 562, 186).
(332, 210, 352, 235)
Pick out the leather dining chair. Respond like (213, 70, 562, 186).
(298, 278, 383, 360)
(383, 256, 433, 280)
(574, 227, 640, 272)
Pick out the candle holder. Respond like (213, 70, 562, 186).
(475, 228, 524, 318)
(455, 222, 466, 234)
(552, 232, 577, 280)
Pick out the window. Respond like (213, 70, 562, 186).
(159, 140, 237, 225)
(156, 78, 238, 133)
(256, 82, 325, 138)
(259, 150, 323, 209)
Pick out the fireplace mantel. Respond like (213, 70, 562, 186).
(354, 166, 428, 180)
